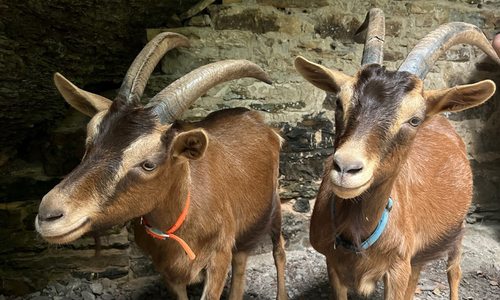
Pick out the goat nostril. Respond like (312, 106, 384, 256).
(346, 165, 363, 174)
(39, 210, 64, 222)
(333, 160, 342, 172)
(333, 155, 364, 175)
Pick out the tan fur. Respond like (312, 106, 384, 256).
(312, 114, 475, 300)
(389, 89, 425, 137)
(53, 72, 112, 116)
(37, 108, 287, 300)
(298, 56, 496, 299)
(86, 111, 107, 144)
(39, 43, 287, 299)
(338, 81, 355, 124)
(131, 110, 287, 299)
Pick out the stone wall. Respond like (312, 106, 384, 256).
(0, 0, 199, 196)
(1, 0, 500, 296)
(145, 0, 500, 235)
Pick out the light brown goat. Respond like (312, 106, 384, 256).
(295, 9, 500, 300)
(35, 32, 287, 300)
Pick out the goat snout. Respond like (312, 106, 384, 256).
(37, 192, 66, 223)
(329, 151, 374, 198)
(35, 190, 93, 244)
(333, 154, 364, 175)
(37, 207, 64, 223)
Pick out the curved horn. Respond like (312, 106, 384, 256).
(117, 32, 190, 104)
(493, 33, 500, 57)
(145, 60, 272, 123)
(354, 8, 385, 65)
(398, 22, 500, 79)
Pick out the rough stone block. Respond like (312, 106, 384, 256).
(210, 6, 280, 33)
(187, 14, 212, 27)
(385, 18, 403, 37)
(257, 0, 330, 8)
(314, 12, 362, 41)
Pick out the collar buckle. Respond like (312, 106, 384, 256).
(141, 192, 196, 260)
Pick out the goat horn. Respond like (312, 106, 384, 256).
(398, 22, 500, 79)
(117, 32, 190, 104)
(145, 60, 272, 123)
(355, 8, 385, 66)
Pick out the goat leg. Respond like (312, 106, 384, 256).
(201, 250, 232, 300)
(270, 195, 288, 300)
(447, 233, 464, 300)
(164, 279, 188, 300)
(228, 251, 249, 300)
(403, 265, 423, 300)
(384, 259, 411, 299)
(326, 257, 348, 300)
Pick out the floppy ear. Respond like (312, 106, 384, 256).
(424, 80, 496, 116)
(54, 72, 112, 117)
(172, 129, 208, 160)
(294, 56, 353, 93)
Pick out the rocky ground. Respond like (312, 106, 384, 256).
(4, 222, 499, 300)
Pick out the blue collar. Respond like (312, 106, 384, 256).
(332, 197, 393, 253)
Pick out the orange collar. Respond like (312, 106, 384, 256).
(141, 191, 196, 260)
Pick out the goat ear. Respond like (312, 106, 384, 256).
(294, 56, 352, 93)
(172, 129, 208, 160)
(54, 72, 112, 117)
(424, 80, 496, 116)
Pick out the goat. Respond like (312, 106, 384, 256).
(295, 8, 500, 300)
(35, 32, 287, 300)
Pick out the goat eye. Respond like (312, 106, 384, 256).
(141, 161, 156, 171)
(408, 117, 422, 127)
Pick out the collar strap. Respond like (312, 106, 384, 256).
(334, 197, 393, 253)
(141, 191, 196, 260)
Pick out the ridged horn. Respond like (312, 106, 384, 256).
(493, 33, 500, 57)
(354, 8, 385, 65)
(145, 60, 272, 123)
(117, 32, 190, 104)
(398, 22, 500, 79)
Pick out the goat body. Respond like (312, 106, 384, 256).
(296, 9, 499, 299)
(35, 32, 287, 300)
(133, 108, 286, 299)
(310, 115, 471, 298)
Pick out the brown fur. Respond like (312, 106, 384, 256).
(295, 57, 496, 300)
(37, 106, 287, 300)
(133, 108, 287, 299)
(311, 116, 472, 299)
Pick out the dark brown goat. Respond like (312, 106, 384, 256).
(295, 9, 500, 300)
(35, 32, 287, 300)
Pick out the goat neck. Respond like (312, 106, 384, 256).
(329, 160, 396, 247)
(144, 161, 191, 231)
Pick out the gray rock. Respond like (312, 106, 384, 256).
(90, 282, 103, 295)
(293, 197, 311, 213)
(100, 293, 114, 300)
(81, 291, 96, 300)
(31, 297, 51, 300)
(67, 291, 79, 300)
(54, 282, 67, 294)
